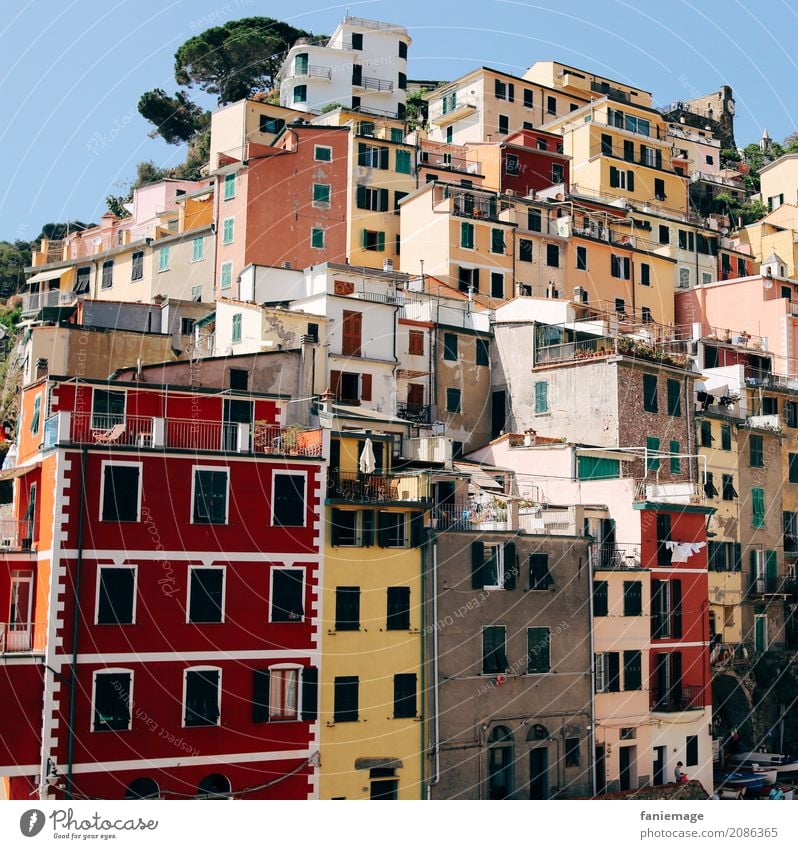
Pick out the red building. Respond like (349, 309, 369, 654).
(0, 376, 325, 800)
(498, 128, 570, 196)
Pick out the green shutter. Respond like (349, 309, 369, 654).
(252, 669, 270, 722)
(643, 374, 658, 412)
(471, 540, 485, 589)
(301, 666, 318, 721)
(503, 542, 517, 590)
(377, 231, 385, 252)
(534, 381, 548, 414)
(766, 550, 778, 585)
(380, 188, 389, 211)
(577, 456, 620, 480)
(410, 512, 424, 548)
(752, 487, 765, 528)
(358, 143, 367, 166)
(380, 147, 389, 169)
(646, 436, 660, 471)
(669, 440, 680, 473)
(356, 185, 367, 209)
(667, 379, 681, 416)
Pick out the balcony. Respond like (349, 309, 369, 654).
(418, 148, 480, 175)
(327, 470, 429, 503)
(443, 187, 510, 223)
(748, 576, 789, 596)
(286, 64, 332, 81)
(429, 96, 478, 125)
(0, 622, 44, 654)
(353, 76, 394, 92)
(589, 141, 671, 173)
(44, 411, 324, 457)
(744, 368, 798, 395)
(650, 685, 704, 712)
(396, 403, 431, 425)
(406, 436, 452, 466)
(634, 480, 704, 505)
(431, 502, 512, 532)
(590, 543, 642, 570)
(22, 289, 76, 316)
(0, 519, 34, 552)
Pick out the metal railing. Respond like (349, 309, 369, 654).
(289, 64, 332, 80)
(327, 470, 428, 503)
(355, 76, 394, 92)
(589, 141, 670, 172)
(22, 289, 76, 315)
(748, 576, 788, 596)
(429, 96, 478, 122)
(590, 543, 642, 570)
(406, 436, 451, 465)
(396, 403, 431, 425)
(650, 685, 704, 712)
(744, 368, 798, 394)
(430, 502, 512, 532)
(0, 622, 44, 654)
(0, 519, 34, 551)
(418, 149, 480, 174)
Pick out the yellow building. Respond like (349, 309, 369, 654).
(523, 61, 654, 110)
(319, 429, 429, 799)
(738, 205, 798, 276)
(544, 98, 688, 219)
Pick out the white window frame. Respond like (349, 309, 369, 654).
(91, 668, 133, 732)
(98, 460, 143, 522)
(186, 565, 227, 625)
(222, 217, 235, 245)
(224, 172, 236, 200)
(271, 470, 308, 528)
(192, 236, 204, 263)
(311, 227, 325, 249)
(482, 543, 505, 591)
(678, 267, 690, 288)
(220, 261, 233, 290)
(594, 653, 608, 693)
(94, 564, 138, 625)
(268, 566, 306, 624)
(182, 666, 222, 729)
(190, 465, 230, 525)
(268, 663, 303, 722)
(191, 284, 203, 301)
(158, 246, 170, 272)
(331, 508, 362, 547)
(383, 512, 408, 548)
(312, 183, 331, 209)
(314, 145, 333, 162)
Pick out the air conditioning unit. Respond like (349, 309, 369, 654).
(281, 261, 292, 269)
(573, 286, 585, 302)
(383, 258, 394, 272)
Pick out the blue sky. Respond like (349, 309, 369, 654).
(2, 0, 797, 240)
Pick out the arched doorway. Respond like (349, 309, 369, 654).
(124, 777, 159, 799)
(487, 726, 514, 799)
(196, 773, 232, 799)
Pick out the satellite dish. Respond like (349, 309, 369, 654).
(763, 279, 773, 290)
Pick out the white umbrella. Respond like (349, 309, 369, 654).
(359, 438, 376, 474)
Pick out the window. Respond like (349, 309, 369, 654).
(534, 380, 548, 414)
(311, 228, 325, 248)
(679, 268, 690, 288)
(790, 452, 798, 483)
(312, 184, 331, 207)
(643, 374, 658, 412)
(229, 368, 248, 391)
(640, 262, 650, 286)
(667, 379, 681, 416)
(220, 261, 233, 290)
(188, 567, 224, 624)
(394, 190, 408, 211)
(615, 298, 625, 314)
(192, 468, 228, 524)
(257, 666, 301, 721)
(749, 434, 764, 467)
(231, 313, 242, 343)
(446, 387, 461, 414)
(565, 737, 580, 767)
(387, 587, 411, 630)
(487, 271, 503, 300)
(184, 669, 221, 727)
(611, 254, 631, 279)
(609, 167, 634, 191)
(552, 163, 564, 184)
(641, 307, 652, 324)
(158, 246, 170, 271)
(546, 95, 556, 115)
(685, 735, 699, 767)
(398, 40, 408, 59)
(623, 650, 642, 691)
(356, 186, 387, 215)
(335, 586, 360, 630)
(443, 332, 458, 361)
(472, 541, 515, 590)
(293, 85, 307, 104)
(341, 309, 363, 356)
(658, 224, 670, 244)
(271, 568, 304, 622)
(75, 266, 91, 293)
(494, 79, 513, 101)
(595, 652, 621, 693)
(704, 471, 718, 499)
(487, 726, 514, 799)
(577, 456, 620, 481)
(519, 239, 533, 262)
(100, 463, 140, 522)
(546, 244, 559, 267)
(314, 145, 332, 162)
(96, 567, 136, 625)
(721, 423, 732, 451)
(483, 626, 509, 674)
(378, 511, 406, 547)
(700, 420, 713, 447)
(646, 436, 660, 472)
(576, 245, 587, 270)
(131, 251, 144, 280)
(408, 330, 424, 357)
(721, 474, 737, 501)
(528, 209, 542, 232)
(523, 88, 534, 108)
(93, 671, 132, 731)
(351, 32, 363, 49)
(362, 229, 385, 251)
(393, 674, 417, 718)
(752, 487, 765, 528)
(259, 116, 285, 134)
(623, 581, 642, 616)
(271, 472, 305, 528)
(333, 676, 359, 722)
(476, 338, 490, 366)
(593, 581, 608, 617)
(191, 237, 204, 263)
(224, 173, 236, 200)
(330, 509, 364, 547)
(498, 115, 509, 135)
(460, 221, 474, 249)
(529, 553, 552, 590)
(357, 143, 389, 169)
(491, 228, 505, 254)
(670, 440, 680, 473)
(506, 153, 520, 175)
(101, 260, 114, 289)
(527, 627, 551, 673)
(395, 149, 412, 174)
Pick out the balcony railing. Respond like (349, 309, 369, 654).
(429, 96, 478, 123)
(431, 502, 512, 532)
(418, 149, 480, 175)
(0, 519, 34, 551)
(396, 403, 431, 425)
(288, 64, 332, 80)
(744, 368, 798, 394)
(406, 436, 451, 465)
(22, 289, 76, 315)
(590, 543, 642, 570)
(748, 576, 788, 596)
(650, 685, 704, 712)
(354, 76, 394, 92)
(46, 411, 324, 457)
(327, 470, 428, 503)
(0, 622, 44, 654)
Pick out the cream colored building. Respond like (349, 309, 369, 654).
(759, 153, 798, 211)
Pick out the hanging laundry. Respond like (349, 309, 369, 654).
(665, 540, 706, 562)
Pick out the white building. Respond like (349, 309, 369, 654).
(278, 16, 411, 119)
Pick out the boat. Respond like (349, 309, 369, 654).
(714, 769, 767, 790)
(727, 752, 798, 776)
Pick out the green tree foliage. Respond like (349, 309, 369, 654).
(0, 241, 31, 298)
(405, 89, 429, 131)
(138, 88, 210, 144)
(37, 221, 95, 241)
(174, 17, 315, 104)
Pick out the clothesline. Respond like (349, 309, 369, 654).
(664, 540, 706, 563)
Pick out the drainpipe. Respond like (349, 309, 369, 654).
(427, 539, 440, 798)
(587, 545, 597, 796)
(65, 447, 87, 800)
(419, 528, 426, 799)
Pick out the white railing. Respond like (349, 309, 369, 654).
(407, 437, 451, 466)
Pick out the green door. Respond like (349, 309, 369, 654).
(755, 615, 767, 653)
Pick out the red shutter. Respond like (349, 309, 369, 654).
(342, 310, 362, 356)
(361, 373, 372, 402)
(329, 370, 342, 399)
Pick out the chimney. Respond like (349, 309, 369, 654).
(524, 428, 537, 447)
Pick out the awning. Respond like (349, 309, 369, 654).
(25, 267, 76, 289)
(0, 462, 41, 481)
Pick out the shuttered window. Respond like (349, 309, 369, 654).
(101, 465, 140, 522)
(335, 586, 360, 630)
(534, 381, 548, 414)
(342, 310, 363, 355)
(593, 581, 608, 617)
(482, 626, 509, 674)
(643, 374, 658, 412)
(750, 435, 764, 467)
(577, 456, 620, 480)
(529, 553, 552, 589)
(271, 569, 304, 622)
(646, 436, 660, 472)
(623, 650, 642, 691)
(752, 487, 766, 528)
(393, 674, 417, 718)
(97, 567, 136, 625)
(667, 379, 681, 416)
(669, 440, 681, 473)
(188, 568, 224, 623)
(273, 473, 306, 527)
(192, 469, 228, 524)
(333, 676, 359, 722)
(527, 627, 551, 673)
(623, 581, 642, 616)
(184, 670, 220, 727)
(386, 587, 411, 630)
(93, 672, 132, 731)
